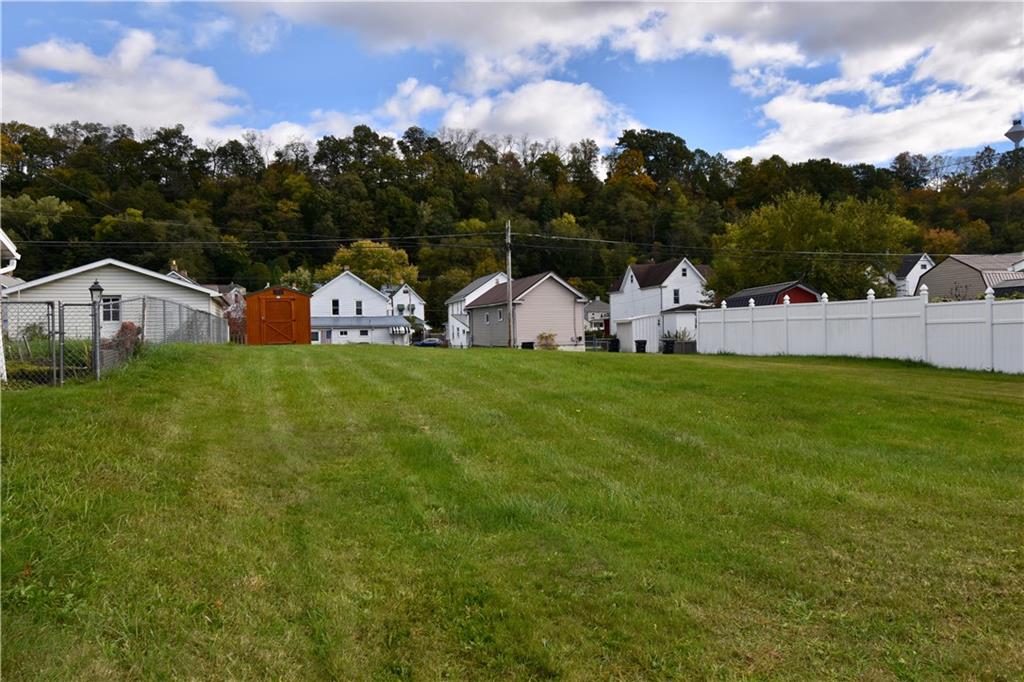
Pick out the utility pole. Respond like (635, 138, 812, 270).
(506, 219, 515, 348)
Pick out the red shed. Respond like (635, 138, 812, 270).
(245, 286, 311, 345)
(723, 281, 820, 308)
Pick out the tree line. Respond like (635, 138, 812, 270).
(2, 120, 1022, 320)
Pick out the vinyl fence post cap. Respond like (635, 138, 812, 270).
(748, 298, 755, 307)
(783, 294, 790, 304)
(867, 288, 876, 300)
(985, 286, 995, 300)
(821, 292, 829, 303)
(720, 300, 727, 308)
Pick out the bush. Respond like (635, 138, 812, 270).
(102, 321, 143, 357)
(536, 331, 558, 350)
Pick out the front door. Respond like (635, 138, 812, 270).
(261, 298, 295, 344)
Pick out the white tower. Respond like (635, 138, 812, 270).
(1007, 118, 1024, 149)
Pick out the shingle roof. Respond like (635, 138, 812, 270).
(992, 276, 1024, 290)
(609, 258, 709, 293)
(663, 303, 712, 312)
(584, 299, 610, 314)
(723, 281, 819, 307)
(465, 271, 584, 309)
(948, 253, 1024, 271)
(895, 254, 927, 278)
(466, 271, 551, 309)
(444, 272, 505, 305)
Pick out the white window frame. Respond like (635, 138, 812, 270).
(311, 330, 320, 342)
(681, 267, 687, 277)
(102, 295, 122, 322)
(359, 329, 369, 337)
(673, 289, 680, 305)
(332, 299, 339, 315)
(485, 312, 490, 324)
(497, 308, 503, 322)
(355, 300, 363, 316)
(325, 329, 333, 342)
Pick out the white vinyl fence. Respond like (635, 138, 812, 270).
(696, 286, 1024, 374)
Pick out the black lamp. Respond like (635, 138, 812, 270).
(89, 279, 104, 304)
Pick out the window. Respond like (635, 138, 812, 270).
(485, 312, 490, 324)
(920, 263, 928, 270)
(332, 299, 339, 315)
(355, 300, 363, 315)
(311, 330, 320, 342)
(681, 267, 687, 277)
(408, 303, 416, 315)
(673, 289, 680, 305)
(101, 296, 121, 322)
(359, 330, 369, 337)
(497, 309, 503, 321)
(338, 330, 348, 336)
(325, 330, 333, 342)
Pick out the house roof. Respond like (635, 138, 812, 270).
(723, 281, 819, 307)
(992, 276, 1024, 290)
(0, 229, 21, 262)
(3, 258, 225, 299)
(246, 285, 308, 298)
(465, 271, 586, 309)
(948, 253, 1024, 272)
(894, 253, 930, 278)
(444, 271, 506, 305)
(313, 270, 391, 301)
(663, 303, 712, 313)
(610, 258, 709, 292)
(584, 299, 610, 314)
(202, 282, 245, 295)
(311, 315, 409, 329)
(0, 274, 26, 288)
(380, 282, 423, 299)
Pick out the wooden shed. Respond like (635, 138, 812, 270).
(245, 286, 311, 345)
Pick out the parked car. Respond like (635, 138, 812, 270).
(413, 338, 443, 347)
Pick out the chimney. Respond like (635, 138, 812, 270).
(170, 259, 178, 272)
(343, 265, 350, 272)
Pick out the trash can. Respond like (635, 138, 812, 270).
(521, 341, 535, 350)
(635, 339, 647, 353)
(662, 339, 675, 354)
(608, 338, 620, 353)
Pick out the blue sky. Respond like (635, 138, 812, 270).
(3, 2, 1021, 163)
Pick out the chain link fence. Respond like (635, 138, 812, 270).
(2, 295, 228, 390)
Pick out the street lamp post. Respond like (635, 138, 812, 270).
(89, 279, 103, 379)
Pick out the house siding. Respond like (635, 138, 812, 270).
(609, 259, 706, 334)
(469, 304, 511, 347)
(917, 259, 985, 300)
(311, 274, 389, 318)
(515, 278, 585, 350)
(448, 274, 507, 348)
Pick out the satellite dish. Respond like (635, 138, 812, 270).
(1007, 118, 1024, 149)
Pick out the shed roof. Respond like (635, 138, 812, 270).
(444, 271, 505, 304)
(663, 303, 712, 312)
(723, 281, 819, 307)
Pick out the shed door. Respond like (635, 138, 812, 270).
(261, 298, 296, 344)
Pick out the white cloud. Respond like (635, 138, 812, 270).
(441, 80, 639, 148)
(249, 2, 1022, 161)
(193, 17, 235, 50)
(378, 78, 455, 131)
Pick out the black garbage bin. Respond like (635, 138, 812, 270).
(635, 339, 647, 353)
(521, 341, 535, 350)
(607, 338, 620, 353)
(662, 339, 675, 354)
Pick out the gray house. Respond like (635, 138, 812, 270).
(465, 271, 587, 350)
(916, 253, 1024, 300)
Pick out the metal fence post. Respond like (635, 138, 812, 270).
(58, 302, 66, 386)
(92, 299, 101, 380)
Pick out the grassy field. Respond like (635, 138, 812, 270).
(2, 345, 1022, 680)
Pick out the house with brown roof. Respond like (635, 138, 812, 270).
(916, 253, 1024, 300)
(608, 257, 711, 335)
(465, 271, 587, 350)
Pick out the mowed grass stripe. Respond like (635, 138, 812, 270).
(2, 344, 1022, 679)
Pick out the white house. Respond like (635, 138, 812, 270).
(608, 257, 711, 336)
(310, 269, 410, 345)
(1, 229, 22, 382)
(887, 253, 935, 296)
(380, 282, 429, 329)
(444, 272, 508, 348)
(583, 297, 610, 333)
(2, 258, 226, 338)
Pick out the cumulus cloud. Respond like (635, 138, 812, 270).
(249, 2, 1022, 161)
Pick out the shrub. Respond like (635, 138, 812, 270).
(536, 331, 558, 350)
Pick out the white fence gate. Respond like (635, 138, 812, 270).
(696, 286, 1024, 374)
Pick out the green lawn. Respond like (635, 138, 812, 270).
(3, 345, 1022, 680)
